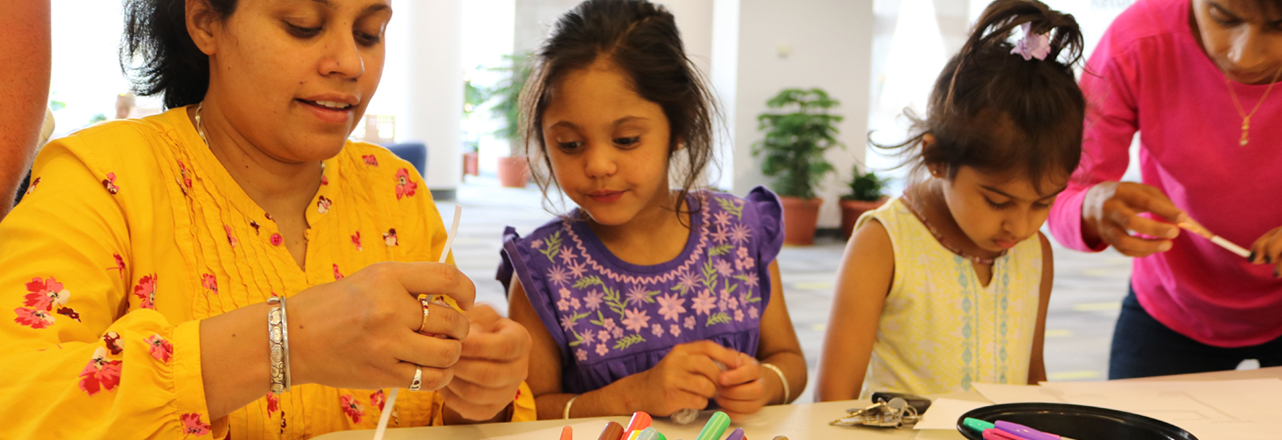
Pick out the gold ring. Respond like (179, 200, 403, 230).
(409, 366, 423, 391)
(418, 296, 431, 333)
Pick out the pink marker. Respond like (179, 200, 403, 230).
(983, 428, 1025, 440)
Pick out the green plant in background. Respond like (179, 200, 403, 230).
(463, 77, 484, 117)
(484, 52, 533, 156)
(751, 88, 844, 199)
(842, 166, 888, 201)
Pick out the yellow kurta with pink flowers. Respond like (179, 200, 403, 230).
(0, 107, 534, 439)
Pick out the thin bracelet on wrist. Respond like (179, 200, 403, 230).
(563, 394, 581, 419)
(761, 363, 788, 404)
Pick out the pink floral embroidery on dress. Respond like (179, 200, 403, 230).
(181, 413, 212, 436)
(266, 393, 280, 415)
(370, 390, 386, 411)
(225, 225, 238, 247)
(14, 276, 76, 329)
(146, 334, 173, 363)
(108, 254, 127, 279)
(340, 394, 365, 423)
(321, 175, 329, 186)
(363, 155, 379, 166)
(79, 347, 122, 395)
(134, 275, 157, 309)
(103, 332, 124, 355)
(317, 195, 332, 214)
(395, 168, 418, 199)
(177, 161, 193, 193)
(383, 229, 398, 246)
(102, 172, 119, 194)
(352, 231, 363, 251)
(333, 264, 344, 280)
(14, 307, 55, 329)
(201, 274, 218, 294)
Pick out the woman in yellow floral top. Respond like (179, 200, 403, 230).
(0, 0, 535, 438)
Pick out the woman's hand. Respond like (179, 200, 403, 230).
(1249, 226, 1282, 278)
(439, 304, 533, 423)
(287, 262, 475, 392)
(632, 341, 739, 417)
(1082, 181, 1188, 257)
(714, 352, 772, 419)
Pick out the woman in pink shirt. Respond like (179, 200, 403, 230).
(1049, 0, 1282, 378)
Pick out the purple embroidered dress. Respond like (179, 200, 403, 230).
(498, 187, 785, 394)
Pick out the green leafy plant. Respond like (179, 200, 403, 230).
(484, 52, 533, 156)
(751, 88, 844, 199)
(842, 167, 888, 202)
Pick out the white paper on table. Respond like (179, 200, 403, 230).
(913, 398, 991, 430)
(482, 421, 612, 440)
(975, 379, 1282, 440)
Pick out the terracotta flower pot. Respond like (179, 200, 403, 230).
(496, 156, 530, 188)
(779, 196, 824, 246)
(462, 151, 479, 177)
(840, 197, 889, 240)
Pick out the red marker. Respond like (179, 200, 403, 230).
(623, 411, 653, 439)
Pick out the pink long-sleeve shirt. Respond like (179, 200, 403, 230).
(1049, 0, 1282, 348)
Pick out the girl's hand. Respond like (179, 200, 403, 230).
(286, 262, 475, 392)
(440, 304, 533, 422)
(634, 340, 739, 416)
(1082, 181, 1187, 257)
(714, 352, 771, 419)
(1249, 226, 1282, 278)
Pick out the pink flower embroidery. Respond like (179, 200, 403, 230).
(576, 348, 588, 361)
(201, 274, 218, 294)
(317, 196, 332, 214)
(531, 239, 543, 249)
(556, 298, 570, 312)
(110, 254, 126, 278)
(177, 161, 193, 190)
(102, 172, 119, 194)
(103, 332, 124, 356)
(181, 413, 212, 436)
(568, 297, 581, 310)
(584, 290, 604, 310)
(670, 324, 682, 338)
(383, 229, 398, 246)
(133, 275, 157, 309)
(13, 307, 54, 329)
(581, 330, 596, 345)
(340, 394, 365, 423)
(684, 316, 696, 330)
(677, 270, 699, 294)
(25, 177, 40, 195)
(601, 318, 617, 331)
(729, 223, 752, 245)
(321, 175, 329, 186)
(370, 390, 386, 411)
(611, 326, 623, 338)
(692, 290, 715, 316)
(395, 168, 418, 199)
(657, 293, 686, 322)
(266, 393, 280, 415)
(748, 306, 760, 319)
(549, 266, 570, 287)
(363, 155, 379, 166)
(713, 210, 732, 227)
(146, 334, 173, 363)
(559, 247, 575, 264)
(560, 315, 577, 332)
(224, 226, 238, 247)
(270, 233, 283, 246)
(743, 272, 760, 287)
(23, 277, 69, 311)
(651, 323, 664, 337)
(567, 260, 588, 278)
(333, 264, 344, 280)
(736, 246, 750, 260)
(352, 231, 362, 251)
(734, 309, 745, 322)
(625, 285, 652, 306)
(622, 309, 650, 333)
(595, 343, 609, 356)
(79, 347, 122, 395)
(714, 259, 733, 277)
(596, 329, 610, 345)
(711, 226, 730, 244)
(558, 287, 572, 300)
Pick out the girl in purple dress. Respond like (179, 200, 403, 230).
(497, 0, 806, 422)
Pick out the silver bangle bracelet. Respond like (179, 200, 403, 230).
(267, 296, 292, 394)
(761, 362, 789, 405)
(280, 294, 291, 393)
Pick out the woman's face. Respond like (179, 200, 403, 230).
(1191, 0, 1282, 84)
(192, 0, 391, 162)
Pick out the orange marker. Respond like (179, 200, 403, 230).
(623, 411, 653, 439)
(561, 425, 574, 440)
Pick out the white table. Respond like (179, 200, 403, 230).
(316, 367, 1282, 440)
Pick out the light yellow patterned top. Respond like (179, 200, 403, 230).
(0, 107, 534, 440)
(856, 198, 1042, 398)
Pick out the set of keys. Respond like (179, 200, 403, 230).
(830, 392, 933, 429)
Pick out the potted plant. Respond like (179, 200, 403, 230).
(461, 78, 483, 178)
(752, 88, 844, 245)
(840, 167, 889, 240)
(485, 53, 533, 188)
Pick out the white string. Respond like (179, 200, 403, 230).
(373, 205, 463, 440)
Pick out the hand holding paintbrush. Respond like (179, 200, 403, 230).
(1176, 217, 1252, 259)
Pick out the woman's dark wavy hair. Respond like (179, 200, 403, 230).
(519, 0, 719, 219)
(875, 0, 1086, 193)
(121, 0, 239, 109)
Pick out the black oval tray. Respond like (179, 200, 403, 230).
(955, 403, 1198, 440)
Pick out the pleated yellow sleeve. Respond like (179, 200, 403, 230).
(0, 108, 535, 440)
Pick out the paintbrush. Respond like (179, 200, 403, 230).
(373, 205, 463, 440)
(1177, 217, 1251, 259)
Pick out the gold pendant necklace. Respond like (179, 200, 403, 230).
(1224, 68, 1282, 147)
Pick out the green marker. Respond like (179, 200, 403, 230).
(695, 411, 731, 440)
(963, 418, 995, 433)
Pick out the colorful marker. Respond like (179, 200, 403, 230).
(597, 421, 625, 440)
(636, 427, 666, 440)
(560, 426, 574, 440)
(996, 421, 1077, 440)
(623, 411, 653, 439)
(983, 429, 1024, 440)
(964, 418, 996, 433)
(694, 411, 731, 440)
(724, 427, 746, 440)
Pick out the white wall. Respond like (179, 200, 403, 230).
(399, 0, 465, 191)
(726, 0, 876, 228)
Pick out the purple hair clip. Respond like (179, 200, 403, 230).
(1011, 23, 1051, 61)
